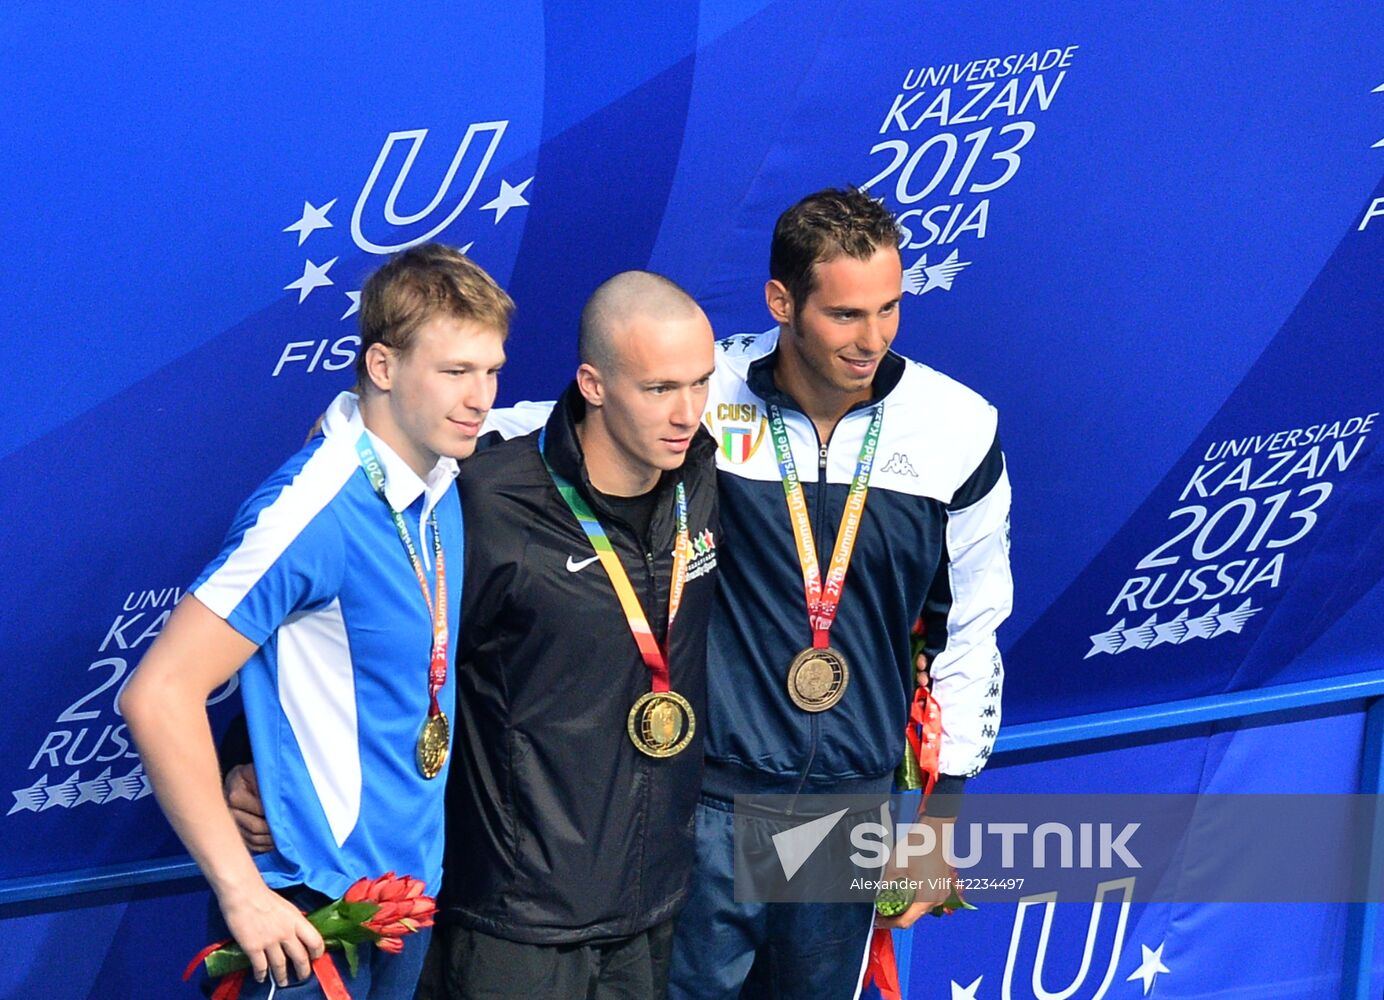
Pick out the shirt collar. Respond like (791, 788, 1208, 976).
(321, 391, 459, 516)
(745, 330, 906, 412)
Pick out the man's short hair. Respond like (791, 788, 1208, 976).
(769, 188, 903, 311)
(578, 270, 701, 373)
(355, 242, 515, 383)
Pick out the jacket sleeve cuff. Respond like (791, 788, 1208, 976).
(925, 774, 968, 818)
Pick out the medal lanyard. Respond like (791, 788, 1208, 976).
(539, 429, 689, 693)
(766, 403, 884, 650)
(354, 435, 449, 718)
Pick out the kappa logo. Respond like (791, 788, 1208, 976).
(705, 403, 769, 464)
(880, 452, 919, 477)
(273, 120, 533, 373)
(716, 333, 760, 354)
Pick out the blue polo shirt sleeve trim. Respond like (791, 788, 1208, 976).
(193, 441, 351, 644)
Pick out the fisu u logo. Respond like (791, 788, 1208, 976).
(351, 122, 508, 253)
(1001, 878, 1134, 1000)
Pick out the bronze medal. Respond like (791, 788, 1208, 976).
(627, 690, 696, 758)
(416, 711, 450, 779)
(786, 646, 850, 712)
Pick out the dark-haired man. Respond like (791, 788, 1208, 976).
(123, 244, 512, 999)
(669, 188, 1012, 999)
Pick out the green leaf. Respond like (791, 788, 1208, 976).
(311, 900, 383, 943)
(342, 941, 360, 978)
(204, 946, 250, 978)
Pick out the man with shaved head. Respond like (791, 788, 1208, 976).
(223, 270, 719, 998)
(429, 270, 721, 998)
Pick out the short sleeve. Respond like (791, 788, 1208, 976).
(193, 452, 350, 646)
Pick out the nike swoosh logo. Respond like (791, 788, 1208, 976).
(566, 555, 600, 573)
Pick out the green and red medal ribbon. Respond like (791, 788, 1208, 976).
(538, 428, 689, 693)
(765, 403, 883, 650)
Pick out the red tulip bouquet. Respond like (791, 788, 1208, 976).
(183, 872, 435, 1000)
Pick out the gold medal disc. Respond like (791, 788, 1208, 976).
(627, 690, 696, 758)
(416, 711, 450, 779)
(786, 646, 850, 712)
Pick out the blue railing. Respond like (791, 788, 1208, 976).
(6, 670, 1384, 997)
(892, 669, 1384, 1000)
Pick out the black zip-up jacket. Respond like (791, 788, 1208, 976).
(439, 384, 720, 944)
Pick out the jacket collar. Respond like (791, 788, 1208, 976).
(541, 381, 714, 518)
(745, 331, 905, 415)
(322, 390, 459, 517)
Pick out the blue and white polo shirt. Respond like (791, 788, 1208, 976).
(193, 391, 462, 897)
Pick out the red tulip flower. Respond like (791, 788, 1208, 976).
(185, 872, 437, 999)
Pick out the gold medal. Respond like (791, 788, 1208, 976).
(416, 711, 450, 779)
(786, 646, 850, 712)
(627, 690, 696, 758)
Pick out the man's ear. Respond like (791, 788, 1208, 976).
(363, 342, 395, 392)
(765, 279, 794, 327)
(575, 362, 604, 408)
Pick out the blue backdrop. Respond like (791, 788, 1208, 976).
(3, 3, 1382, 997)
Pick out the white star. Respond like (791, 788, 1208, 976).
(460, 241, 475, 255)
(951, 974, 983, 999)
(1126, 942, 1169, 995)
(1118, 614, 1159, 653)
(479, 177, 532, 223)
(1085, 618, 1127, 658)
(42, 771, 81, 811)
(1150, 610, 1189, 647)
(1183, 604, 1221, 641)
(342, 290, 361, 320)
(107, 764, 146, 802)
(74, 767, 113, 806)
(285, 257, 338, 304)
(283, 199, 337, 246)
(1213, 598, 1261, 637)
(902, 249, 973, 295)
(8, 774, 48, 815)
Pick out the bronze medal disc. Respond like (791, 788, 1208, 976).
(786, 646, 850, 712)
(627, 690, 696, 758)
(416, 711, 450, 779)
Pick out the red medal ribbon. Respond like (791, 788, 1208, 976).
(863, 688, 944, 999)
(354, 435, 449, 718)
(311, 953, 352, 1000)
(865, 931, 903, 1000)
(210, 971, 247, 1000)
(907, 686, 942, 798)
(182, 938, 232, 982)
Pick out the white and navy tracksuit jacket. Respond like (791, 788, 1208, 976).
(699, 330, 1012, 801)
